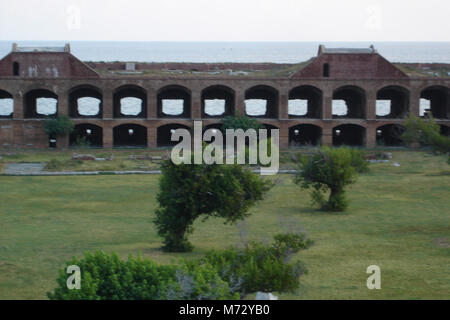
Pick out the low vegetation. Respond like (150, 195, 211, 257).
(402, 115, 450, 163)
(47, 232, 312, 300)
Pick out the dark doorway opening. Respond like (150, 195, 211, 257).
(70, 124, 103, 147)
(333, 124, 366, 146)
(289, 124, 322, 146)
(113, 124, 147, 148)
(157, 124, 191, 147)
(376, 124, 406, 146)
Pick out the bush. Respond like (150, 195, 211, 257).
(222, 114, 263, 132)
(348, 148, 369, 173)
(43, 115, 74, 138)
(294, 147, 357, 211)
(72, 136, 92, 149)
(47, 251, 238, 300)
(203, 233, 313, 297)
(154, 160, 272, 252)
(401, 114, 450, 158)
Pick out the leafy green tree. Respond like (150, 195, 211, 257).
(401, 114, 450, 163)
(222, 114, 263, 132)
(293, 147, 357, 211)
(43, 115, 74, 139)
(154, 160, 272, 252)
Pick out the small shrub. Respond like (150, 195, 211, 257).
(294, 147, 357, 211)
(45, 159, 64, 171)
(401, 114, 450, 163)
(72, 136, 92, 149)
(203, 233, 313, 297)
(47, 251, 238, 300)
(348, 148, 369, 173)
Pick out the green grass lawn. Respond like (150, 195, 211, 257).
(0, 151, 449, 299)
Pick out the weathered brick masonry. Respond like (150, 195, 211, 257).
(0, 44, 448, 149)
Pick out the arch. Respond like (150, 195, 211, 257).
(333, 124, 366, 147)
(332, 86, 366, 119)
(113, 85, 147, 118)
(203, 123, 224, 134)
(262, 123, 279, 139)
(420, 85, 449, 119)
(24, 89, 58, 118)
(0, 89, 13, 118)
(376, 85, 410, 119)
(157, 85, 191, 118)
(201, 85, 235, 117)
(440, 125, 450, 137)
(113, 124, 147, 148)
(13, 62, 19, 76)
(69, 85, 103, 118)
(289, 124, 322, 147)
(245, 85, 279, 118)
(288, 85, 323, 118)
(70, 123, 103, 147)
(157, 123, 192, 147)
(376, 124, 406, 147)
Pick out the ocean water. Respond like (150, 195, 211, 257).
(0, 41, 447, 115)
(0, 41, 449, 63)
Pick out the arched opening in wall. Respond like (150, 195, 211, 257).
(376, 86, 409, 119)
(333, 124, 366, 147)
(323, 63, 330, 77)
(0, 89, 13, 118)
(440, 125, 450, 137)
(262, 124, 278, 139)
(69, 85, 102, 118)
(69, 124, 103, 147)
(13, 62, 19, 76)
(24, 89, 58, 118)
(113, 85, 147, 118)
(420, 86, 449, 119)
(157, 85, 191, 118)
(113, 124, 147, 148)
(288, 85, 322, 118)
(289, 124, 322, 147)
(245, 85, 279, 118)
(376, 124, 406, 147)
(157, 123, 191, 147)
(201, 85, 235, 117)
(203, 123, 225, 146)
(332, 86, 366, 119)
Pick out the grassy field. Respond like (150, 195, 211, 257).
(0, 151, 449, 299)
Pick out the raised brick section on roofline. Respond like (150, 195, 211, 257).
(0, 43, 448, 149)
(0, 44, 98, 78)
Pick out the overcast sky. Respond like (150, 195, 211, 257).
(0, 0, 448, 42)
